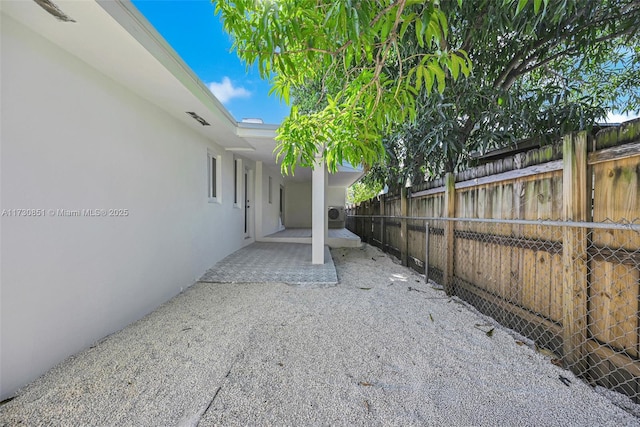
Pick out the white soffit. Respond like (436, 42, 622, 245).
(236, 123, 279, 164)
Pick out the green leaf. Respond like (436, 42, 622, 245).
(449, 57, 460, 80)
(353, 8, 360, 37)
(399, 16, 412, 39)
(533, 0, 542, 14)
(345, 49, 354, 70)
(381, 14, 393, 41)
(424, 68, 434, 94)
(515, 0, 528, 15)
(282, 83, 291, 105)
(415, 65, 423, 90)
(437, 11, 448, 39)
(428, 63, 446, 93)
(415, 18, 424, 48)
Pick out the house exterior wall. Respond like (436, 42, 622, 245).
(282, 183, 347, 229)
(328, 187, 347, 207)
(284, 181, 312, 228)
(0, 16, 250, 399)
(259, 165, 285, 236)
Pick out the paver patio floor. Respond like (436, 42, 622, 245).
(199, 242, 338, 286)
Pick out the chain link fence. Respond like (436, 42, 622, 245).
(347, 215, 640, 404)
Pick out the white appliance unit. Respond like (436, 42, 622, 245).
(328, 206, 346, 229)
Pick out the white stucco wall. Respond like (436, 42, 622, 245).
(259, 166, 285, 236)
(0, 16, 251, 399)
(284, 182, 312, 228)
(328, 187, 347, 207)
(283, 183, 347, 229)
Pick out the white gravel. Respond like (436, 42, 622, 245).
(1, 244, 638, 426)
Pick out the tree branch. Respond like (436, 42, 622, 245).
(494, 3, 640, 90)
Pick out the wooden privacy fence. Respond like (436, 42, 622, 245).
(346, 121, 640, 403)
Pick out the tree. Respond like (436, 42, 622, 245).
(213, 0, 471, 174)
(371, 0, 640, 187)
(347, 181, 383, 205)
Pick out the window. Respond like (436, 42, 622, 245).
(234, 159, 238, 204)
(233, 158, 242, 208)
(268, 176, 273, 204)
(208, 149, 222, 203)
(210, 157, 217, 198)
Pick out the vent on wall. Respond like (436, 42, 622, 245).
(34, 0, 76, 22)
(186, 112, 210, 126)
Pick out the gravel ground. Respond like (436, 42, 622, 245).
(1, 244, 638, 426)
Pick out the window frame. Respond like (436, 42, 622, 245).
(233, 158, 242, 208)
(207, 148, 222, 204)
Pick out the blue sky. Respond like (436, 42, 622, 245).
(132, 0, 290, 125)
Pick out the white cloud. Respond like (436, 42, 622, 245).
(207, 77, 251, 104)
(603, 111, 640, 124)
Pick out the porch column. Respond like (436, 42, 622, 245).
(312, 155, 326, 264)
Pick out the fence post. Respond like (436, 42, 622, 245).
(562, 131, 589, 374)
(358, 206, 363, 242)
(401, 187, 409, 266)
(424, 221, 430, 284)
(380, 194, 386, 252)
(364, 200, 373, 245)
(443, 173, 456, 296)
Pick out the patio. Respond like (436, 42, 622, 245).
(259, 227, 362, 248)
(200, 242, 338, 286)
